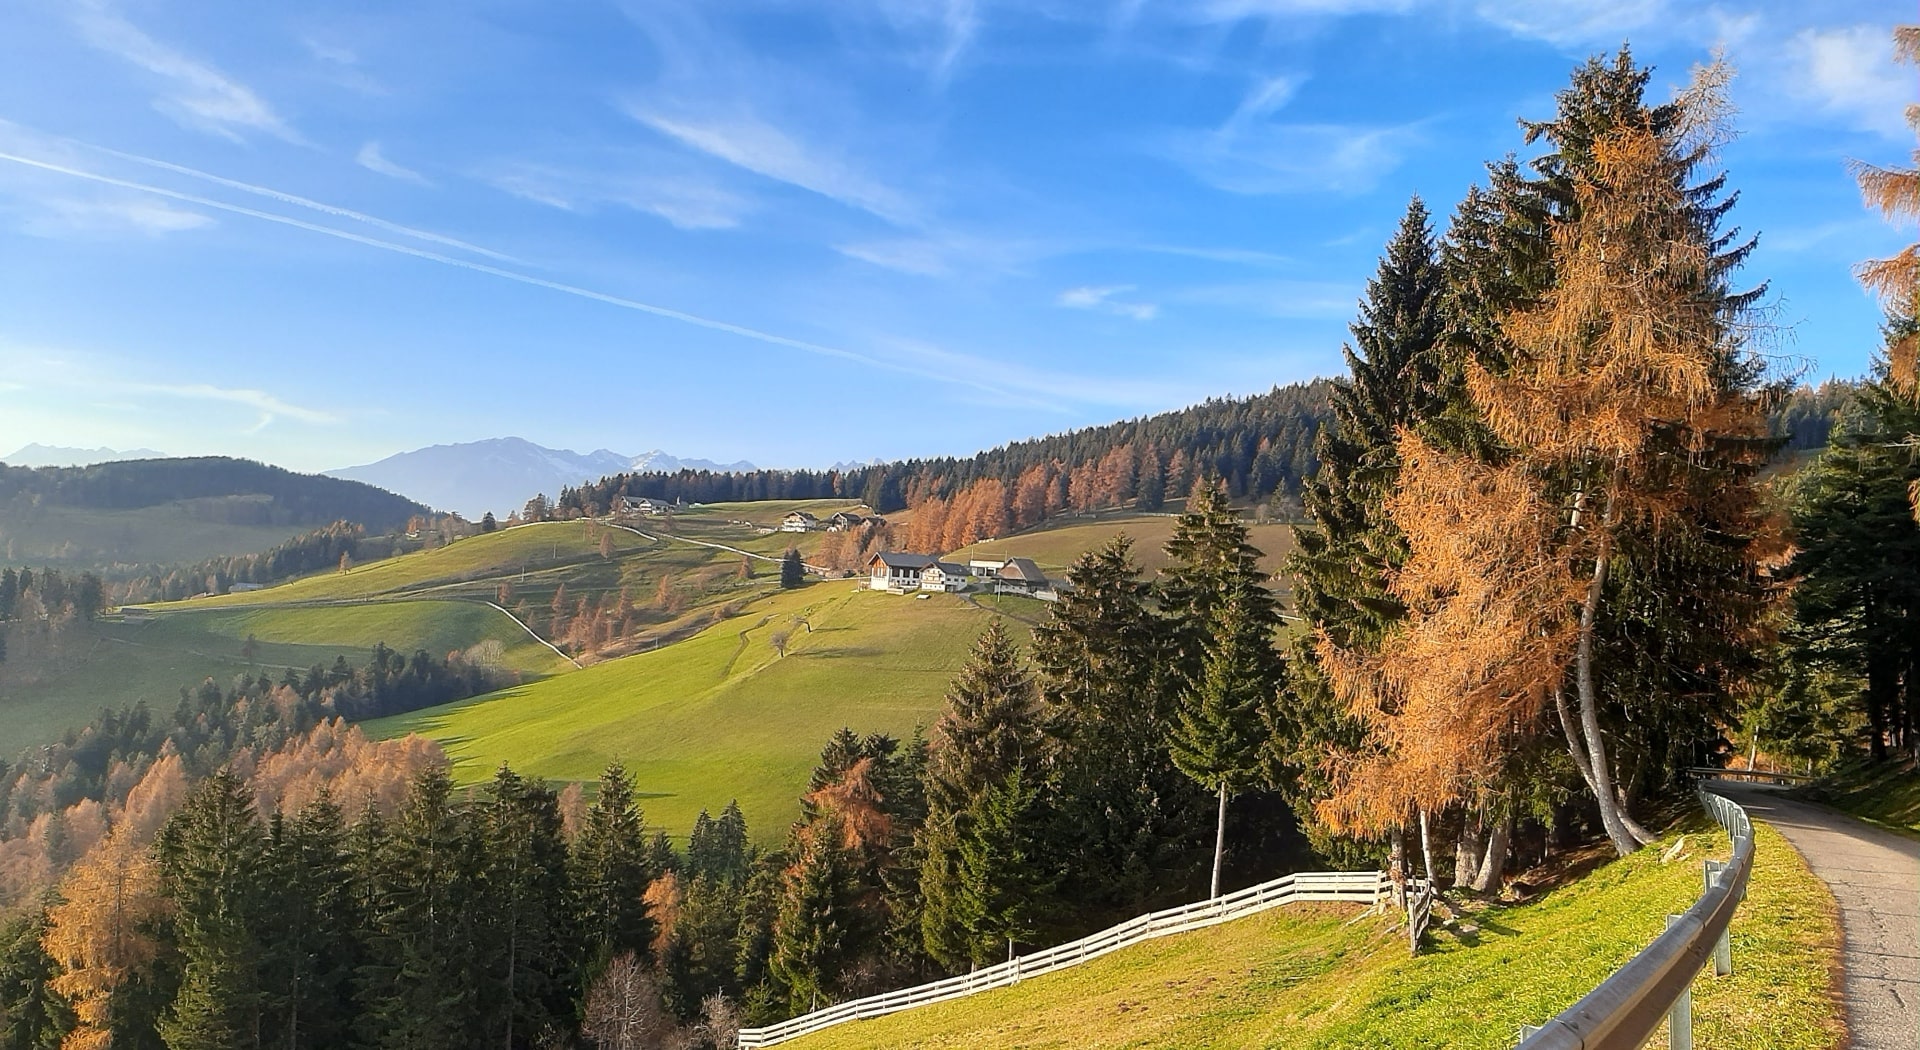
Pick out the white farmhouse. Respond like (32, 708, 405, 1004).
(781, 511, 820, 533)
(868, 551, 937, 591)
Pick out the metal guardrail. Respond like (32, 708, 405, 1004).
(735, 869, 1391, 1048)
(1515, 785, 1754, 1050)
(1684, 765, 1813, 784)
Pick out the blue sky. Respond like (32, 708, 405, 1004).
(0, 0, 1910, 473)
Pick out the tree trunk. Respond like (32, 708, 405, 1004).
(1388, 829, 1407, 912)
(1210, 783, 1229, 899)
(1455, 813, 1483, 888)
(1570, 494, 1648, 855)
(1417, 810, 1438, 888)
(1473, 815, 1511, 893)
(1555, 686, 1639, 855)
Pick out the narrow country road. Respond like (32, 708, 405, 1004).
(1711, 784, 1919, 1049)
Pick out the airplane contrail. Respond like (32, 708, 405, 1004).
(0, 149, 1034, 402)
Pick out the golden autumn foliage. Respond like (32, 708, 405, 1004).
(1852, 25, 1920, 396)
(1320, 76, 1770, 840)
(43, 831, 167, 1050)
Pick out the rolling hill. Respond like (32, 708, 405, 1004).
(0, 456, 427, 568)
(366, 584, 1041, 842)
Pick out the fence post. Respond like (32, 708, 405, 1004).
(1666, 915, 1693, 1050)
(1517, 1023, 1541, 1044)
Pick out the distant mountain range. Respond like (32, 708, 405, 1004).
(329, 437, 755, 518)
(4, 444, 169, 468)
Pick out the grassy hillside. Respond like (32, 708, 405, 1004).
(0, 456, 428, 568)
(0, 600, 569, 749)
(367, 585, 1038, 841)
(786, 820, 1840, 1050)
(949, 512, 1302, 599)
(1803, 759, 1920, 836)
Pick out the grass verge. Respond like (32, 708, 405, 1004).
(784, 818, 1841, 1050)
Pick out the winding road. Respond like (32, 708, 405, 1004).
(1711, 784, 1919, 1049)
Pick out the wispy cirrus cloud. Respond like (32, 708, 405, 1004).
(0, 348, 338, 434)
(1164, 66, 1423, 195)
(20, 196, 211, 238)
(630, 108, 918, 225)
(356, 142, 430, 186)
(483, 159, 754, 230)
(1058, 284, 1159, 320)
(70, 0, 296, 142)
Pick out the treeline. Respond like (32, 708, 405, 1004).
(0, 568, 107, 625)
(113, 522, 369, 603)
(0, 642, 508, 901)
(552, 381, 1336, 518)
(0, 457, 426, 533)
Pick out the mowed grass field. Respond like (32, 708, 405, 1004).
(367, 585, 1038, 842)
(0, 600, 570, 750)
(949, 512, 1302, 599)
(787, 820, 1842, 1050)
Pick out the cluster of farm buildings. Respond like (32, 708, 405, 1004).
(864, 552, 1054, 599)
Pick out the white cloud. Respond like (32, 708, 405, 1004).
(137, 383, 338, 426)
(20, 196, 210, 237)
(356, 142, 430, 186)
(484, 161, 752, 230)
(1790, 25, 1911, 139)
(1469, 0, 1667, 46)
(0, 348, 338, 435)
(1057, 284, 1159, 320)
(631, 109, 917, 225)
(1174, 121, 1419, 195)
(71, 0, 296, 142)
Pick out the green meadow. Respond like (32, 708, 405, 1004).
(367, 585, 1039, 841)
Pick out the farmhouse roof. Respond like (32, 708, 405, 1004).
(924, 560, 969, 576)
(998, 557, 1047, 582)
(870, 551, 938, 570)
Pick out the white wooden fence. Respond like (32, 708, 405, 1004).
(735, 869, 1390, 1048)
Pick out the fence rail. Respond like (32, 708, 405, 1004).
(1515, 786, 1754, 1050)
(1685, 765, 1814, 784)
(735, 869, 1390, 1048)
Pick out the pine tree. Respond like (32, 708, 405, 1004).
(924, 621, 1047, 814)
(770, 817, 858, 1013)
(361, 768, 479, 1050)
(155, 771, 271, 1050)
(1032, 538, 1204, 916)
(1159, 486, 1280, 695)
(780, 550, 804, 590)
(260, 795, 356, 1050)
(572, 764, 657, 969)
(1169, 592, 1274, 898)
(475, 765, 577, 1049)
(949, 769, 1050, 967)
(0, 904, 73, 1050)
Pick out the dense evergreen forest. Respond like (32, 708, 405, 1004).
(555, 381, 1336, 517)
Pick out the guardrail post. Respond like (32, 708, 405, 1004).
(1703, 861, 1732, 976)
(1666, 915, 1693, 1050)
(1517, 1023, 1541, 1043)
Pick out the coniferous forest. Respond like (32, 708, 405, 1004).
(1, 40, 1917, 1050)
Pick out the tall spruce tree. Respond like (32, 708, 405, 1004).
(572, 764, 657, 970)
(924, 621, 1048, 814)
(260, 795, 356, 1050)
(1032, 538, 1204, 917)
(770, 817, 859, 1013)
(918, 622, 1049, 966)
(0, 905, 72, 1050)
(476, 766, 577, 1049)
(1159, 486, 1281, 692)
(361, 768, 480, 1050)
(949, 768, 1050, 967)
(155, 772, 272, 1050)
(1282, 198, 1449, 865)
(1169, 592, 1274, 899)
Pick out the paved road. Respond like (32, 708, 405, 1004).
(1713, 784, 1919, 1049)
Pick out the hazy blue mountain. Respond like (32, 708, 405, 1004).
(329, 437, 754, 518)
(4, 444, 169, 467)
